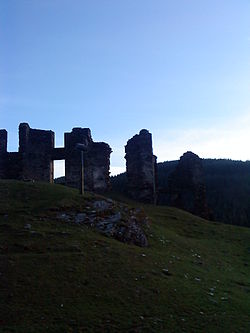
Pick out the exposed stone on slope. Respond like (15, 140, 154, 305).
(56, 200, 149, 247)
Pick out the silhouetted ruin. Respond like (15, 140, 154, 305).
(168, 151, 210, 219)
(125, 129, 157, 204)
(0, 123, 111, 192)
(1, 124, 213, 219)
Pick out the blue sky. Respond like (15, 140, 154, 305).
(0, 0, 250, 177)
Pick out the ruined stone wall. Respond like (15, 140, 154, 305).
(89, 142, 111, 191)
(5, 153, 23, 180)
(19, 123, 55, 182)
(0, 130, 7, 154)
(65, 128, 92, 189)
(65, 128, 111, 192)
(168, 151, 210, 219)
(0, 130, 7, 178)
(0, 123, 111, 192)
(0, 130, 23, 179)
(125, 129, 157, 204)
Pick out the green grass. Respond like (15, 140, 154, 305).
(0, 180, 250, 332)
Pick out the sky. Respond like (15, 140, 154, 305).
(0, 0, 250, 177)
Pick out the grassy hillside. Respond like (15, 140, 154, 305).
(1, 180, 250, 332)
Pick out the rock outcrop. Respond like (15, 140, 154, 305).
(125, 129, 157, 204)
(57, 199, 149, 247)
(168, 151, 210, 219)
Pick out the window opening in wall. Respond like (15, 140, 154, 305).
(54, 160, 65, 184)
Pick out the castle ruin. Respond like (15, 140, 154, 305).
(0, 124, 211, 219)
(125, 129, 157, 204)
(0, 123, 112, 192)
(168, 151, 210, 219)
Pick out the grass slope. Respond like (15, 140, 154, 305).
(0, 180, 250, 332)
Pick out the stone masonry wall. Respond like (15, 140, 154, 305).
(125, 129, 157, 204)
(19, 123, 55, 182)
(64, 127, 92, 189)
(168, 151, 210, 219)
(0, 130, 7, 178)
(65, 128, 112, 192)
(89, 142, 111, 191)
(0, 123, 112, 192)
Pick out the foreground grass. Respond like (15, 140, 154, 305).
(0, 180, 250, 332)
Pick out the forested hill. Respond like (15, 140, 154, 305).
(111, 159, 250, 227)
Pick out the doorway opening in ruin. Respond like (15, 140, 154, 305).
(54, 160, 65, 183)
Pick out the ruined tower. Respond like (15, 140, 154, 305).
(168, 151, 210, 219)
(64, 127, 112, 191)
(19, 123, 55, 182)
(125, 129, 157, 204)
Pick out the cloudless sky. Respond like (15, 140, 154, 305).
(0, 0, 250, 177)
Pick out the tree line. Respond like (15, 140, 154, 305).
(111, 159, 250, 227)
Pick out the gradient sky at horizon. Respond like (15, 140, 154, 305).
(1, 0, 250, 177)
